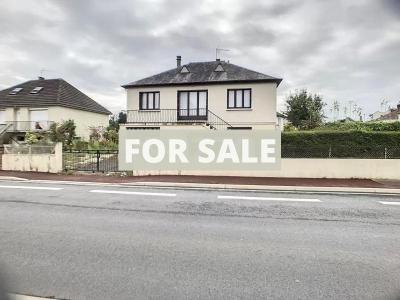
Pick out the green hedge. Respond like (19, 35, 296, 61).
(282, 131, 400, 147)
(313, 121, 400, 132)
(281, 131, 400, 158)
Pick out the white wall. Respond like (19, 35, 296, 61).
(130, 159, 400, 180)
(2, 143, 63, 173)
(126, 82, 277, 129)
(48, 107, 109, 140)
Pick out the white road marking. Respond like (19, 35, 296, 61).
(217, 195, 321, 202)
(379, 201, 400, 206)
(90, 189, 176, 197)
(0, 185, 63, 191)
(8, 294, 59, 300)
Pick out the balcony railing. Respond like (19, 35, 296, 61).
(2, 121, 55, 132)
(126, 109, 232, 130)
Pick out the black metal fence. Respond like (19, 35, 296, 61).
(63, 146, 400, 172)
(63, 150, 118, 172)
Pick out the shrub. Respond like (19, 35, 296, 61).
(282, 130, 400, 147)
(25, 131, 41, 144)
(281, 131, 400, 158)
(24, 131, 51, 145)
(103, 128, 118, 144)
(314, 121, 400, 132)
(72, 140, 89, 150)
(49, 120, 76, 149)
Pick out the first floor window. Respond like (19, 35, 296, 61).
(178, 90, 208, 118)
(227, 89, 251, 109)
(139, 92, 160, 110)
(29, 109, 49, 130)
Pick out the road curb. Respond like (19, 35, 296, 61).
(123, 181, 400, 195)
(0, 177, 399, 195)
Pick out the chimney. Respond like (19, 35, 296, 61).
(397, 103, 400, 111)
(38, 76, 45, 80)
(176, 56, 182, 68)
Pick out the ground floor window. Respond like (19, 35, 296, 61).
(227, 126, 252, 130)
(126, 127, 160, 130)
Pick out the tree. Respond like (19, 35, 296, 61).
(108, 111, 127, 132)
(89, 126, 103, 142)
(285, 89, 325, 129)
(49, 119, 76, 149)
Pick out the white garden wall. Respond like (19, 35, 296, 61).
(131, 159, 400, 180)
(2, 143, 63, 173)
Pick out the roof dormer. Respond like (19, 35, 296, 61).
(30, 87, 44, 94)
(9, 87, 23, 95)
(180, 66, 190, 74)
(214, 64, 225, 72)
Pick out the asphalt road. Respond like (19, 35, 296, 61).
(0, 181, 399, 300)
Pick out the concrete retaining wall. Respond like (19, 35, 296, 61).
(131, 158, 400, 180)
(2, 143, 63, 173)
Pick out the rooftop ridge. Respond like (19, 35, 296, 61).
(122, 60, 282, 88)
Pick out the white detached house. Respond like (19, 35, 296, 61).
(0, 77, 111, 143)
(122, 56, 282, 130)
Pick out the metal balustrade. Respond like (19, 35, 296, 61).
(126, 109, 232, 130)
(2, 121, 55, 132)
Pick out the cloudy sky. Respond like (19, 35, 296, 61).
(0, 0, 399, 118)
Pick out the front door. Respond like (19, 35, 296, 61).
(177, 90, 208, 121)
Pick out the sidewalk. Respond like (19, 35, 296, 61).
(0, 170, 399, 191)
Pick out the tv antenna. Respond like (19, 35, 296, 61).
(216, 48, 230, 61)
(40, 68, 52, 78)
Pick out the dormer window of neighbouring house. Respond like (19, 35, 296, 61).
(30, 87, 44, 94)
(9, 87, 23, 95)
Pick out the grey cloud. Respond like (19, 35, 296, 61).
(0, 0, 399, 115)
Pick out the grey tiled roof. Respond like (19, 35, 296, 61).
(122, 61, 282, 88)
(0, 78, 111, 115)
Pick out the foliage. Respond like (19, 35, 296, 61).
(25, 131, 43, 144)
(89, 127, 103, 142)
(282, 131, 400, 147)
(108, 111, 127, 132)
(282, 130, 400, 158)
(72, 140, 89, 151)
(283, 123, 297, 132)
(285, 89, 325, 130)
(85, 126, 118, 150)
(314, 121, 400, 132)
(103, 128, 118, 144)
(49, 119, 76, 149)
(87, 140, 118, 150)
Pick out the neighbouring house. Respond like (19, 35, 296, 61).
(276, 112, 287, 131)
(0, 77, 111, 143)
(121, 56, 282, 130)
(374, 104, 400, 122)
(369, 110, 387, 121)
